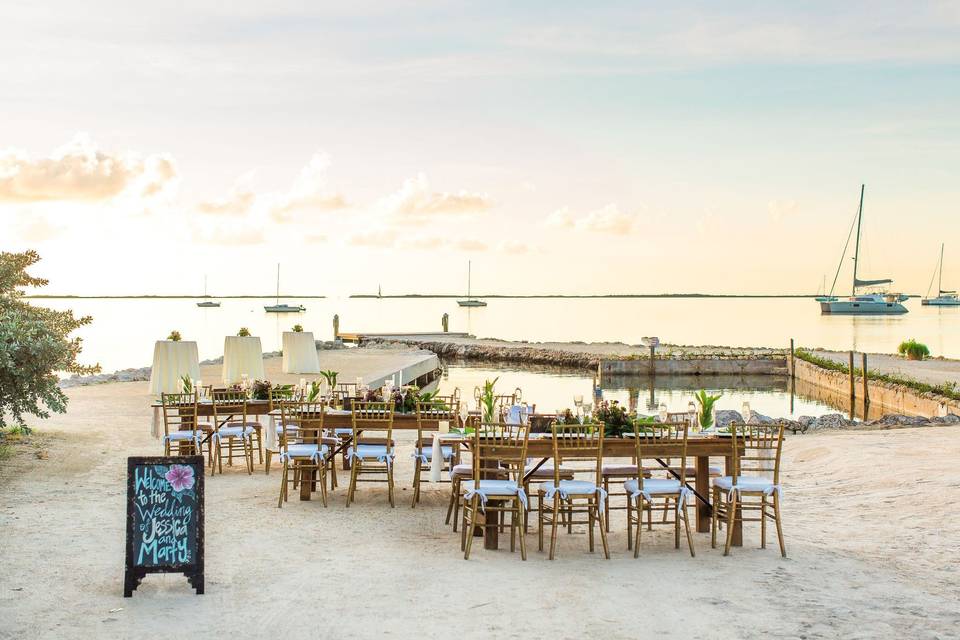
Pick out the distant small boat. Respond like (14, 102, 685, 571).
(922, 243, 960, 306)
(457, 260, 487, 307)
(264, 264, 304, 313)
(196, 275, 220, 308)
(814, 274, 837, 302)
(820, 185, 907, 315)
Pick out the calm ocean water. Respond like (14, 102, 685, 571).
(38, 296, 960, 372)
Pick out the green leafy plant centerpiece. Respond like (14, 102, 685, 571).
(594, 400, 632, 437)
(306, 380, 322, 402)
(478, 377, 500, 423)
(180, 375, 193, 393)
(167, 330, 182, 341)
(693, 390, 723, 430)
(237, 327, 251, 337)
(898, 339, 930, 361)
(319, 370, 339, 390)
(292, 324, 303, 333)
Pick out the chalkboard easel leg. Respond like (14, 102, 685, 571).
(187, 570, 204, 595)
(123, 569, 145, 597)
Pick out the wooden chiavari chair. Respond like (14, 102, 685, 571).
(345, 401, 396, 507)
(625, 422, 696, 557)
(411, 397, 461, 508)
(277, 401, 331, 507)
(536, 422, 609, 560)
(264, 384, 302, 475)
(461, 422, 530, 560)
(210, 389, 256, 475)
(160, 392, 205, 457)
(711, 422, 786, 557)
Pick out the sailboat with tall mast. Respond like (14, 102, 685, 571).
(922, 244, 960, 306)
(264, 264, 305, 313)
(819, 185, 908, 314)
(457, 260, 486, 307)
(196, 275, 220, 307)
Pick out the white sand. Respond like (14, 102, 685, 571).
(812, 349, 960, 386)
(2, 364, 959, 639)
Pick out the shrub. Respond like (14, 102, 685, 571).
(292, 324, 303, 333)
(167, 330, 182, 341)
(0, 251, 100, 429)
(898, 339, 930, 360)
(237, 327, 251, 337)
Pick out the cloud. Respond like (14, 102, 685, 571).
(546, 203, 639, 234)
(14, 213, 62, 242)
(193, 226, 265, 246)
(453, 239, 488, 252)
(197, 172, 257, 216)
(0, 134, 178, 203)
(348, 229, 397, 248)
(398, 236, 445, 250)
(270, 153, 347, 221)
(380, 173, 493, 218)
(498, 240, 529, 254)
(768, 199, 798, 222)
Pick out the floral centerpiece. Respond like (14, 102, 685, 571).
(594, 400, 632, 437)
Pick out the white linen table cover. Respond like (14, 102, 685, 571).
(222, 335, 265, 384)
(430, 432, 466, 482)
(281, 331, 320, 374)
(149, 340, 200, 396)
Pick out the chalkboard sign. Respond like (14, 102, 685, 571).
(124, 456, 204, 596)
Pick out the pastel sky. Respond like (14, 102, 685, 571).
(2, 1, 959, 296)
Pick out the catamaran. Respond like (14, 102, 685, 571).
(264, 264, 305, 313)
(819, 185, 908, 315)
(196, 275, 220, 308)
(922, 244, 960, 306)
(457, 260, 486, 307)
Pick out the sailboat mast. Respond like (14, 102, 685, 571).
(276, 264, 280, 304)
(204, 275, 208, 297)
(939, 243, 944, 294)
(467, 261, 472, 298)
(852, 184, 865, 296)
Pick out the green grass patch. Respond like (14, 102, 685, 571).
(795, 348, 960, 402)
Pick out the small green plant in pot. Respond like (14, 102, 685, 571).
(319, 370, 339, 390)
(167, 330, 182, 341)
(292, 324, 304, 333)
(479, 377, 500, 423)
(693, 390, 723, 430)
(237, 327, 251, 337)
(898, 339, 929, 361)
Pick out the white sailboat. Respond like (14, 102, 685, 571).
(457, 260, 486, 307)
(922, 244, 960, 306)
(264, 264, 305, 313)
(196, 275, 220, 308)
(814, 274, 837, 303)
(820, 185, 908, 315)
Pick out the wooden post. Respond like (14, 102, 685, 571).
(649, 345, 656, 378)
(789, 338, 795, 379)
(862, 352, 870, 411)
(849, 351, 855, 400)
(333, 314, 340, 340)
(442, 313, 449, 333)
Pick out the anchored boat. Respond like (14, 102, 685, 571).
(820, 185, 908, 315)
(264, 264, 305, 313)
(457, 260, 487, 307)
(922, 244, 960, 306)
(196, 275, 220, 308)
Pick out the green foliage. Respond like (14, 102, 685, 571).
(693, 390, 723, 429)
(319, 370, 339, 388)
(292, 324, 304, 333)
(479, 377, 499, 423)
(594, 400, 632, 437)
(898, 339, 930, 360)
(237, 327, 251, 337)
(306, 380, 322, 402)
(167, 330, 182, 341)
(0, 251, 100, 429)
(180, 375, 193, 393)
(795, 348, 960, 402)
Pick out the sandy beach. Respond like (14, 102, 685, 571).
(2, 356, 959, 640)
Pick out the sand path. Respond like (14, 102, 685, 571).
(1, 374, 958, 639)
(811, 349, 960, 386)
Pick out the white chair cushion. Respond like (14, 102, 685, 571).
(166, 431, 200, 441)
(624, 478, 682, 496)
(537, 480, 600, 496)
(601, 464, 638, 476)
(217, 425, 254, 438)
(275, 423, 298, 435)
(283, 443, 328, 459)
(524, 465, 575, 479)
(451, 464, 472, 478)
(334, 428, 353, 436)
(347, 444, 393, 459)
(713, 475, 776, 493)
(414, 446, 454, 460)
(461, 479, 522, 497)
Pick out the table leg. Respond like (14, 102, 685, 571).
(298, 463, 313, 501)
(725, 455, 742, 546)
(696, 455, 710, 533)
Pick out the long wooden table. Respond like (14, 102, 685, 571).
(478, 436, 742, 551)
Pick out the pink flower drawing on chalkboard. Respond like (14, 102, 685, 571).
(165, 464, 195, 492)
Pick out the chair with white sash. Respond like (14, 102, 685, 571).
(160, 392, 205, 458)
(461, 422, 530, 560)
(345, 402, 396, 507)
(625, 422, 696, 557)
(210, 390, 256, 475)
(276, 401, 332, 507)
(264, 384, 302, 475)
(711, 422, 786, 557)
(537, 422, 609, 560)
(411, 398, 460, 508)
